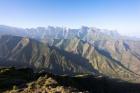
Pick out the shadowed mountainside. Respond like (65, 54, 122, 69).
(0, 67, 140, 93)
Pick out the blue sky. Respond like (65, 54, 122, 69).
(0, 0, 140, 37)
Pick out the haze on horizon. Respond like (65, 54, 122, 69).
(0, 0, 140, 37)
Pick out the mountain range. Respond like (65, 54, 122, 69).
(0, 25, 140, 83)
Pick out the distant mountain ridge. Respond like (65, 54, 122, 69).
(0, 25, 121, 40)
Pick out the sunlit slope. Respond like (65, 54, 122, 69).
(94, 40, 140, 74)
(0, 35, 97, 75)
(52, 37, 140, 82)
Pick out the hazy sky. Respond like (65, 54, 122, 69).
(0, 0, 140, 37)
